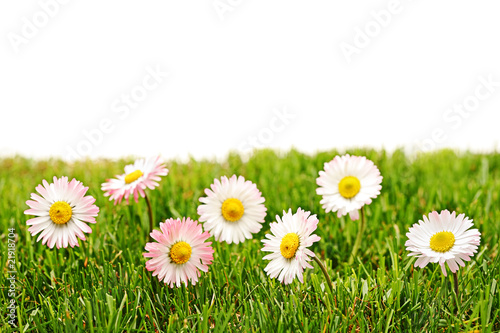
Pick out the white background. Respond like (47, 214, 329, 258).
(1, 0, 499, 161)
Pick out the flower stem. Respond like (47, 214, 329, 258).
(313, 255, 333, 295)
(453, 271, 459, 298)
(348, 207, 365, 265)
(144, 193, 154, 242)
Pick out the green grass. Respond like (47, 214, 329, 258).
(1, 148, 499, 332)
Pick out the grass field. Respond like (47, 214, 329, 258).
(1, 149, 499, 332)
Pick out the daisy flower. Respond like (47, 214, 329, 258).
(101, 156, 168, 205)
(405, 210, 481, 276)
(24, 176, 99, 249)
(197, 175, 267, 244)
(262, 208, 321, 285)
(143, 217, 214, 287)
(316, 154, 382, 221)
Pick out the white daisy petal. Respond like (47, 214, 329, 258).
(197, 175, 267, 244)
(406, 210, 481, 276)
(316, 154, 382, 221)
(101, 156, 168, 205)
(24, 177, 99, 249)
(261, 208, 321, 285)
(143, 217, 214, 288)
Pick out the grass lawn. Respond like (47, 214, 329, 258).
(1, 149, 499, 332)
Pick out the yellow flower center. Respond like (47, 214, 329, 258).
(221, 198, 244, 222)
(49, 201, 72, 225)
(280, 233, 300, 259)
(124, 170, 143, 184)
(429, 231, 455, 253)
(338, 176, 361, 199)
(170, 241, 192, 265)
